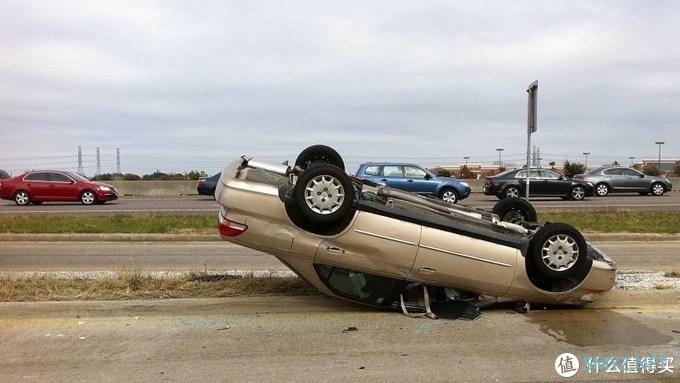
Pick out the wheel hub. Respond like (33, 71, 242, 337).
(442, 191, 456, 203)
(653, 184, 664, 195)
(541, 234, 579, 271)
(304, 175, 345, 215)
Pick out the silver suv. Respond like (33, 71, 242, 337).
(574, 166, 672, 196)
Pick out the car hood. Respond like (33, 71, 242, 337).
(91, 181, 115, 189)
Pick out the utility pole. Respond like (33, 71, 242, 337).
(628, 156, 635, 167)
(96, 147, 101, 176)
(77, 146, 84, 174)
(526, 81, 538, 200)
(496, 148, 504, 169)
(463, 156, 470, 166)
(116, 148, 121, 174)
(655, 141, 664, 171)
(583, 152, 590, 170)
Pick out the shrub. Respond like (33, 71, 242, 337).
(642, 165, 661, 176)
(563, 160, 586, 178)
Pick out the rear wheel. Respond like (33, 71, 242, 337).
(14, 191, 31, 206)
(295, 145, 345, 171)
(595, 183, 609, 196)
(439, 188, 458, 204)
(570, 185, 586, 201)
(651, 182, 665, 196)
(492, 198, 537, 224)
(80, 190, 97, 205)
(294, 164, 354, 225)
(530, 223, 588, 280)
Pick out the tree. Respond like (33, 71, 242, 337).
(458, 165, 474, 179)
(185, 170, 208, 180)
(432, 168, 452, 177)
(672, 164, 680, 177)
(642, 164, 661, 176)
(563, 160, 585, 178)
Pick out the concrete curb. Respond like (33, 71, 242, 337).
(0, 232, 679, 242)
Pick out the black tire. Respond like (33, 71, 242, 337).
(294, 164, 354, 225)
(595, 183, 609, 197)
(529, 223, 590, 280)
(439, 188, 458, 204)
(638, 192, 649, 196)
(570, 185, 586, 201)
(295, 145, 345, 171)
(492, 198, 537, 224)
(651, 182, 665, 196)
(503, 185, 520, 199)
(80, 190, 97, 205)
(14, 190, 31, 206)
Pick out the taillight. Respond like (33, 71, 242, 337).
(218, 211, 247, 237)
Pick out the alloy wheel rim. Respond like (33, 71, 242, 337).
(506, 188, 519, 198)
(304, 175, 345, 214)
(596, 184, 608, 196)
(16, 192, 29, 205)
(541, 234, 579, 272)
(82, 192, 95, 204)
(572, 187, 584, 200)
(653, 184, 664, 195)
(442, 191, 456, 203)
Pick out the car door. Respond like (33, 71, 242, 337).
(409, 226, 518, 295)
(520, 169, 548, 195)
(619, 168, 647, 190)
(23, 172, 52, 200)
(359, 165, 382, 183)
(315, 210, 422, 279)
(603, 168, 626, 190)
(403, 166, 438, 194)
(540, 170, 571, 195)
(49, 172, 80, 200)
(380, 165, 410, 190)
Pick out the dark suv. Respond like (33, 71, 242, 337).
(573, 167, 672, 196)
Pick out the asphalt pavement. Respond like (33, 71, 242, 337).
(0, 241, 677, 272)
(0, 295, 678, 382)
(1, 192, 680, 214)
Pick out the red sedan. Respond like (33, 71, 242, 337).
(0, 170, 118, 206)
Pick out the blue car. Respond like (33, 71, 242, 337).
(355, 162, 471, 204)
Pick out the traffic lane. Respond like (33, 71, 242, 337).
(0, 241, 677, 272)
(0, 297, 677, 382)
(2, 193, 680, 214)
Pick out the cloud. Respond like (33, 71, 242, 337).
(0, 0, 678, 175)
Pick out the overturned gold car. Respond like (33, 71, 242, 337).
(216, 145, 616, 317)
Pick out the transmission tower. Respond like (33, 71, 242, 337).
(116, 148, 121, 174)
(77, 146, 84, 174)
(96, 147, 101, 176)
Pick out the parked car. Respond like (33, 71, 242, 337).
(484, 168, 594, 200)
(0, 170, 118, 206)
(0, 170, 9, 180)
(215, 145, 615, 316)
(197, 172, 221, 196)
(573, 166, 673, 197)
(356, 162, 471, 204)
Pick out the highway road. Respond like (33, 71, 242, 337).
(1, 192, 680, 214)
(0, 295, 678, 382)
(0, 241, 677, 272)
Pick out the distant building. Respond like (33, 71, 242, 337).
(633, 159, 680, 174)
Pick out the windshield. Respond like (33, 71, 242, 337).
(493, 169, 517, 177)
(68, 172, 90, 182)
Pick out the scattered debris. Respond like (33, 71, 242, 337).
(514, 302, 531, 314)
(359, 367, 365, 370)
(56, 334, 64, 337)
(217, 325, 230, 331)
(78, 321, 85, 325)
(134, 316, 140, 320)
(672, 330, 680, 334)
(78, 336, 87, 340)
(342, 326, 358, 333)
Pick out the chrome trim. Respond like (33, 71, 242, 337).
(225, 178, 279, 196)
(418, 244, 512, 267)
(353, 229, 416, 246)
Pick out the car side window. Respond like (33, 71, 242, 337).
(404, 166, 427, 178)
(515, 170, 526, 179)
(603, 169, 621, 176)
(540, 170, 561, 180)
(529, 170, 542, 178)
(619, 168, 640, 176)
(363, 166, 380, 176)
(314, 264, 406, 307)
(382, 166, 403, 177)
(49, 173, 72, 183)
(24, 172, 50, 181)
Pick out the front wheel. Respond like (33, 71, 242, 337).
(530, 223, 589, 280)
(651, 182, 665, 196)
(294, 164, 354, 225)
(439, 188, 458, 204)
(14, 191, 31, 206)
(80, 190, 97, 205)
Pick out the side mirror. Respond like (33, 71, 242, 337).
(424, 174, 432, 180)
(560, 176, 567, 180)
(639, 174, 645, 178)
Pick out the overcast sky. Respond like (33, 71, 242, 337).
(1, 1, 678, 175)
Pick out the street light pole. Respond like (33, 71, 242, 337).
(496, 148, 504, 169)
(628, 156, 635, 167)
(582, 152, 590, 170)
(463, 156, 470, 166)
(655, 141, 664, 171)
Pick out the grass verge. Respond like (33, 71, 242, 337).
(0, 271, 317, 302)
(0, 214, 216, 234)
(1, 211, 679, 234)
